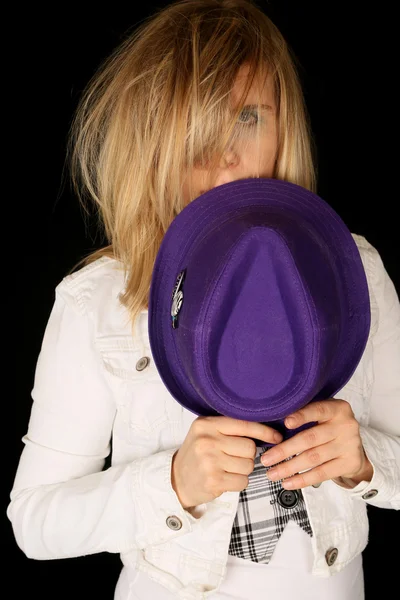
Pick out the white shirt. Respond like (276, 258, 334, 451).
(7, 234, 400, 600)
(114, 522, 364, 599)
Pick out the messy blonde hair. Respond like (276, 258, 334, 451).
(68, 0, 317, 330)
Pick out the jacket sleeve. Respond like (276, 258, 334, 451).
(7, 282, 202, 560)
(337, 239, 400, 509)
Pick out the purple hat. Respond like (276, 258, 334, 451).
(148, 178, 370, 444)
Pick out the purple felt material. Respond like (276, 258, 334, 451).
(148, 178, 371, 444)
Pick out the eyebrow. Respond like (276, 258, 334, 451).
(242, 103, 274, 112)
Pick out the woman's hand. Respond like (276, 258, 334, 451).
(260, 398, 373, 489)
(171, 416, 282, 509)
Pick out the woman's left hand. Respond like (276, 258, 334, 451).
(260, 398, 373, 489)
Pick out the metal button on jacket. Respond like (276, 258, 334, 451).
(166, 516, 182, 530)
(277, 488, 299, 508)
(136, 356, 150, 371)
(325, 547, 338, 566)
(362, 489, 378, 500)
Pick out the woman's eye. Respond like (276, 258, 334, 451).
(237, 109, 259, 126)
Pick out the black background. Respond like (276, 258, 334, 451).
(8, 1, 398, 598)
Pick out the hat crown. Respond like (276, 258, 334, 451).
(173, 212, 341, 420)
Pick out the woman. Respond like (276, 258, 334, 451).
(8, 1, 399, 599)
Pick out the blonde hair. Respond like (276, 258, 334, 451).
(68, 0, 317, 331)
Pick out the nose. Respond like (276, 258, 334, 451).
(219, 146, 240, 170)
(212, 146, 240, 189)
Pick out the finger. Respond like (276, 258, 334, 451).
(210, 416, 283, 444)
(284, 398, 352, 429)
(222, 471, 252, 493)
(279, 457, 345, 490)
(261, 422, 334, 466)
(221, 453, 256, 476)
(221, 434, 258, 459)
(265, 439, 337, 482)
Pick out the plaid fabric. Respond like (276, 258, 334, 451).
(228, 444, 313, 563)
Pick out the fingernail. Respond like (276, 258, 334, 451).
(274, 431, 283, 442)
(261, 453, 276, 467)
(266, 468, 278, 480)
(282, 479, 294, 489)
(285, 417, 296, 427)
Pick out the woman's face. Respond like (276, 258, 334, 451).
(182, 63, 278, 202)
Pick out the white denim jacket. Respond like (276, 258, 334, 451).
(7, 234, 400, 600)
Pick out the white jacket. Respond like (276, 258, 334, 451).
(7, 234, 400, 600)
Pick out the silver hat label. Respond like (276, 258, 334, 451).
(171, 270, 186, 329)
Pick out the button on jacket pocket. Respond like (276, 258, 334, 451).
(136, 356, 150, 371)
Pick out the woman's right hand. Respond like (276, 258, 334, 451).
(171, 416, 283, 509)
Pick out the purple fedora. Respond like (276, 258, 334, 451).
(148, 178, 371, 443)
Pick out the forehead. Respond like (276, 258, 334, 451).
(231, 63, 275, 107)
